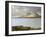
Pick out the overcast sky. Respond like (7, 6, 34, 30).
(11, 5, 41, 17)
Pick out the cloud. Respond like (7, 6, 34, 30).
(11, 5, 41, 17)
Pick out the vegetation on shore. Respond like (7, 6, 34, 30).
(12, 26, 41, 31)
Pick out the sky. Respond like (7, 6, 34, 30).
(11, 5, 41, 17)
(11, 5, 41, 28)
